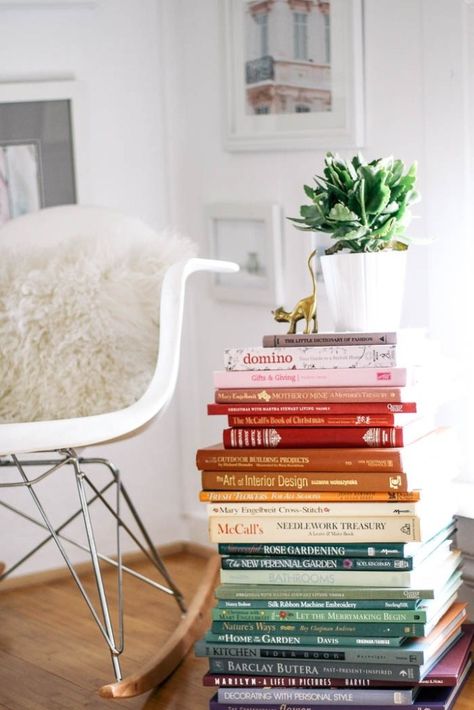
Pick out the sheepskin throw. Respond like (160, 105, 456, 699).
(0, 207, 196, 423)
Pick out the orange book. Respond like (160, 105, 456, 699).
(200, 470, 411, 493)
(196, 429, 451, 474)
(199, 490, 421, 503)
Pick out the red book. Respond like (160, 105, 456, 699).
(214, 386, 420, 404)
(208, 402, 418, 415)
(196, 428, 451, 473)
(223, 420, 431, 449)
(227, 413, 417, 427)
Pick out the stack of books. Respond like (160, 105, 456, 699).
(195, 330, 472, 710)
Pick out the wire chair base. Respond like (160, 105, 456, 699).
(0, 449, 187, 684)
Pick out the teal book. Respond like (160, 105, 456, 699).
(221, 556, 415, 571)
(203, 631, 405, 648)
(217, 524, 454, 560)
(211, 620, 428, 638)
(215, 598, 424, 611)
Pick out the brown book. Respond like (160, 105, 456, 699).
(196, 428, 450, 475)
(201, 470, 411, 493)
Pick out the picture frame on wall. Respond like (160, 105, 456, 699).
(222, 0, 364, 151)
(206, 202, 284, 305)
(0, 80, 87, 226)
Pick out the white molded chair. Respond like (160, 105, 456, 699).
(0, 205, 238, 697)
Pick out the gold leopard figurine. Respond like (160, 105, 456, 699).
(272, 249, 318, 334)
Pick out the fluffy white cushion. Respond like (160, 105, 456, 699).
(0, 207, 196, 423)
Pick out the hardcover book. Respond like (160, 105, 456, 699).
(223, 344, 400, 370)
(261, 331, 402, 347)
(222, 420, 432, 449)
(208, 660, 470, 708)
(215, 568, 463, 601)
(217, 550, 461, 587)
(201, 491, 423, 502)
(203, 623, 472, 685)
(226, 412, 419, 427)
(197, 428, 454, 474)
(195, 602, 466, 665)
(212, 586, 461, 626)
(214, 367, 417, 388)
(208, 402, 418, 415)
(216, 686, 418, 705)
(217, 523, 455, 558)
(201, 470, 415, 493)
(214, 386, 422, 404)
(207, 656, 427, 682)
(209, 512, 456, 545)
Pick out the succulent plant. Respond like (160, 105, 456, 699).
(290, 152, 420, 254)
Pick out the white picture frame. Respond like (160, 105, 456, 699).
(0, 79, 88, 226)
(206, 202, 284, 305)
(222, 0, 364, 151)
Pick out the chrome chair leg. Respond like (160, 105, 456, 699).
(81, 456, 186, 613)
(0, 450, 188, 681)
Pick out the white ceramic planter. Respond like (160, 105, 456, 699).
(320, 251, 407, 332)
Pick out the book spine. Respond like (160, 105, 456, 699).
(195, 640, 424, 664)
(211, 620, 426, 637)
(216, 687, 415, 704)
(211, 619, 425, 636)
(227, 414, 405, 427)
(211, 608, 428, 623)
(204, 631, 403, 647)
(201, 471, 409, 493)
(214, 368, 409, 388)
(210, 701, 418, 710)
(215, 584, 436, 600)
(204, 673, 444, 688)
(214, 387, 414, 404)
(207, 658, 421, 681)
(203, 491, 421, 503)
(217, 542, 408, 557)
(215, 598, 423, 610)
(219, 567, 417, 588)
(208, 402, 418, 415)
(220, 556, 414, 571)
(262, 332, 398, 347)
(224, 345, 398, 371)
(209, 516, 420, 545)
(197, 448, 405, 473)
(223, 426, 404, 449)
(210, 502, 419, 517)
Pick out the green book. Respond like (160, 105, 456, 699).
(203, 630, 405, 647)
(218, 525, 454, 559)
(215, 569, 462, 601)
(215, 598, 423, 610)
(221, 556, 415, 571)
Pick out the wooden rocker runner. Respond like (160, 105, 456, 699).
(0, 206, 238, 697)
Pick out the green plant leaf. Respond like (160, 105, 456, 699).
(327, 203, 359, 223)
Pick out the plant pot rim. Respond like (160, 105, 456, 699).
(320, 251, 407, 259)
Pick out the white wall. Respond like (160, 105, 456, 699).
(161, 0, 473, 538)
(0, 0, 189, 575)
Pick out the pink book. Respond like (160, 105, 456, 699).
(213, 367, 418, 389)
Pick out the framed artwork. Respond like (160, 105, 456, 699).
(206, 202, 284, 305)
(0, 80, 86, 226)
(222, 0, 364, 151)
